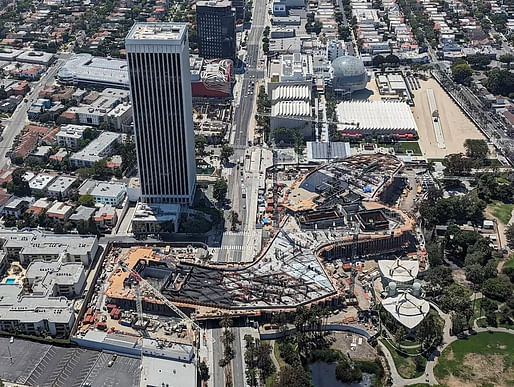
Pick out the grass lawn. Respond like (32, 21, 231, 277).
(397, 141, 422, 155)
(265, 341, 285, 387)
(504, 254, 514, 270)
(488, 201, 514, 225)
(381, 339, 426, 379)
(434, 332, 514, 386)
(469, 298, 483, 327)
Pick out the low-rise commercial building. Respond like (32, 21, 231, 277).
(28, 173, 55, 193)
(47, 176, 77, 198)
(57, 54, 129, 89)
(2, 196, 33, 218)
(94, 205, 118, 229)
(70, 132, 121, 168)
(46, 201, 74, 221)
(270, 53, 313, 82)
(26, 260, 85, 298)
(0, 230, 98, 266)
(131, 202, 180, 234)
(336, 101, 418, 137)
(56, 124, 87, 149)
(90, 182, 126, 207)
(0, 283, 75, 337)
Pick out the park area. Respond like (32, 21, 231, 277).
(488, 201, 514, 225)
(411, 78, 487, 159)
(434, 332, 514, 386)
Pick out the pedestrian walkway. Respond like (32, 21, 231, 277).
(379, 302, 514, 386)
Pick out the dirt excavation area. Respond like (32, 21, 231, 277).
(411, 78, 487, 159)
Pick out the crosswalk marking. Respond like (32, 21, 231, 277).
(219, 245, 243, 251)
(223, 231, 254, 237)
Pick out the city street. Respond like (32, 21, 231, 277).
(218, 0, 267, 263)
(0, 53, 71, 170)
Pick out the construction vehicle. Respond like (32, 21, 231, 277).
(118, 261, 200, 332)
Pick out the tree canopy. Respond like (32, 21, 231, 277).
(6, 168, 31, 197)
(451, 61, 472, 85)
(484, 68, 514, 97)
(464, 139, 489, 160)
(78, 194, 95, 207)
(419, 194, 485, 226)
(482, 275, 513, 302)
(272, 365, 311, 387)
(213, 178, 228, 203)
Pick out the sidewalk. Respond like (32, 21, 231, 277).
(379, 302, 514, 386)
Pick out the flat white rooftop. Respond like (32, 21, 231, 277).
(337, 101, 418, 132)
(126, 22, 187, 41)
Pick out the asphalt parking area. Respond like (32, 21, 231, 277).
(0, 337, 51, 384)
(83, 352, 141, 387)
(0, 337, 140, 387)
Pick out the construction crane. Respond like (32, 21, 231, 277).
(119, 262, 200, 332)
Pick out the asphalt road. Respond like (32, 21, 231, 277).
(232, 326, 245, 387)
(219, 0, 267, 263)
(211, 327, 224, 387)
(0, 53, 71, 170)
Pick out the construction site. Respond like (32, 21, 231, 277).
(71, 153, 427, 350)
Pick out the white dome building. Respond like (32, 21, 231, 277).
(327, 56, 369, 95)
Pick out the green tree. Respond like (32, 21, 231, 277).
(499, 54, 514, 64)
(443, 153, 473, 175)
(451, 62, 472, 85)
(372, 55, 385, 67)
(3, 215, 16, 228)
(416, 311, 443, 351)
(199, 360, 209, 381)
(78, 194, 95, 207)
(220, 145, 234, 164)
(484, 68, 514, 96)
(439, 283, 473, 323)
(425, 265, 453, 295)
(6, 168, 31, 196)
(414, 355, 425, 372)
(91, 159, 112, 179)
(466, 54, 491, 70)
(335, 356, 362, 383)
(272, 365, 310, 387)
(464, 139, 489, 160)
(482, 297, 498, 326)
(506, 223, 514, 249)
(465, 263, 485, 285)
(76, 218, 99, 235)
(426, 241, 444, 266)
(195, 135, 208, 156)
(482, 275, 512, 302)
(213, 178, 228, 203)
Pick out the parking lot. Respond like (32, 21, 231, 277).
(0, 337, 140, 387)
(83, 352, 141, 387)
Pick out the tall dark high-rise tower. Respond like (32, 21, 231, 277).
(125, 23, 196, 206)
(197, 0, 236, 60)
